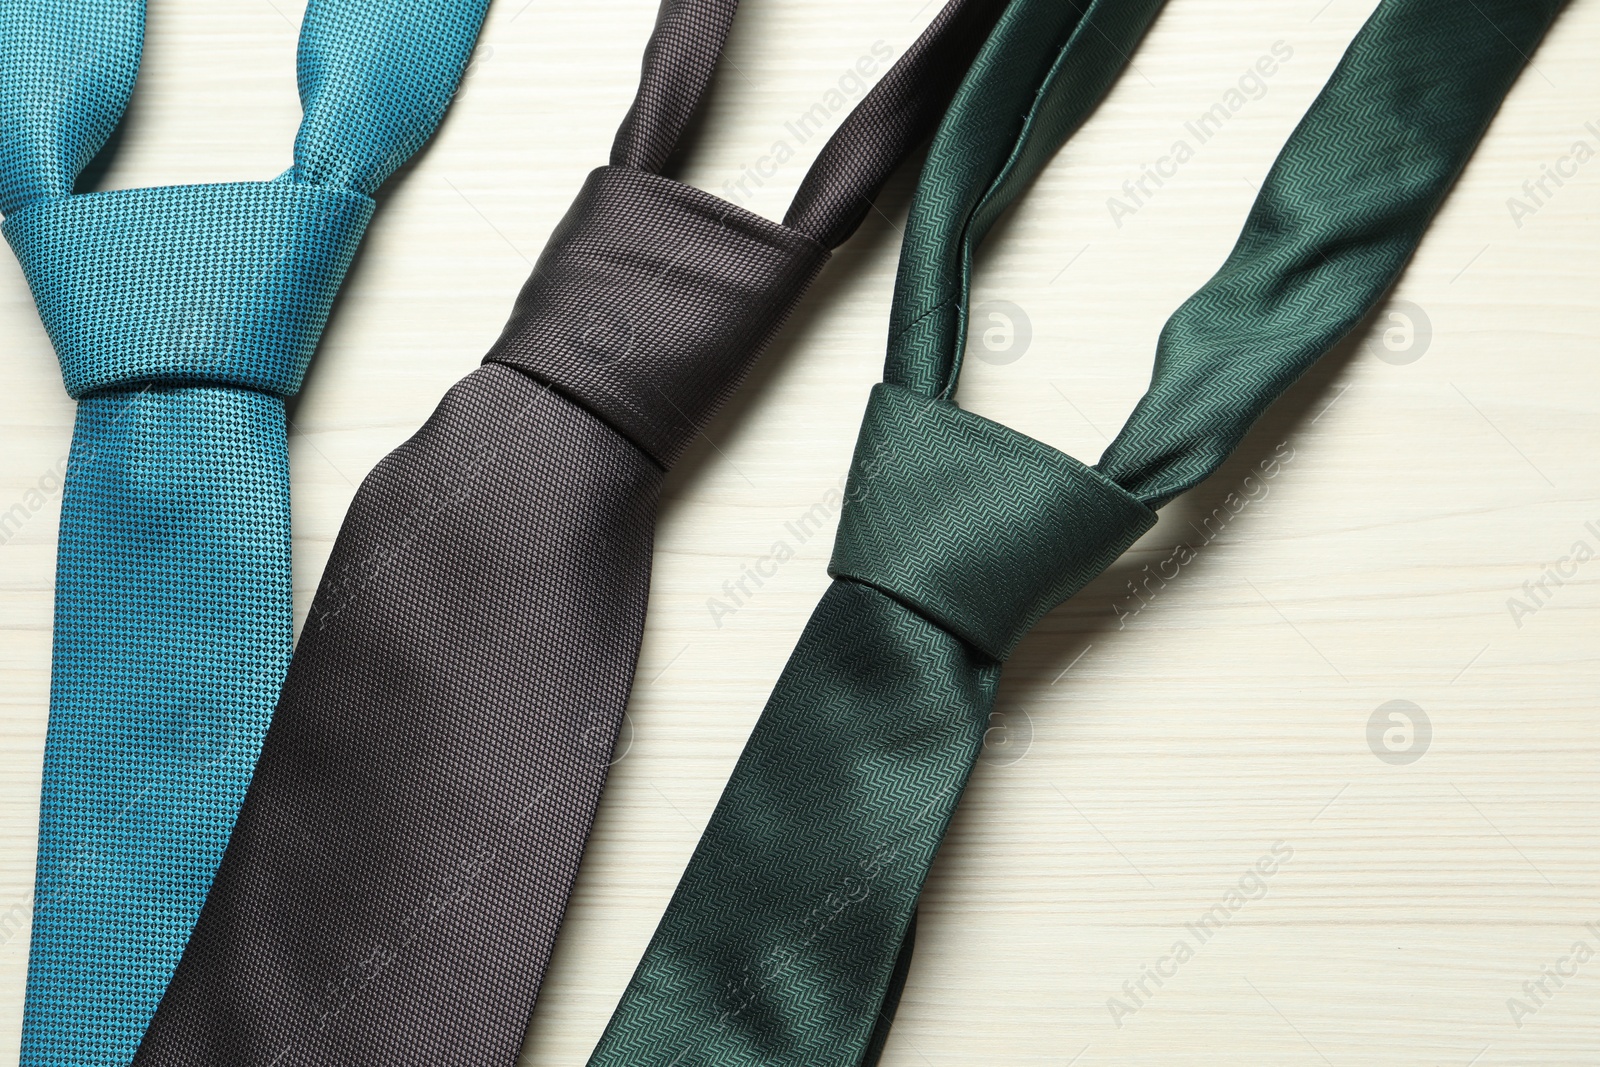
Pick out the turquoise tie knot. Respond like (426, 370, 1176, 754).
(2, 178, 373, 398)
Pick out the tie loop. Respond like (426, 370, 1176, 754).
(884, 0, 1157, 398)
(2, 179, 374, 398)
(609, 0, 741, 174)
(830, 383, 1154, 662)
(0, 0, 146, 216)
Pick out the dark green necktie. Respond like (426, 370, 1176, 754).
(582, 1, 1565, 1065)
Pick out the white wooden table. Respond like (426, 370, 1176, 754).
(1, 1, 1596, 1063)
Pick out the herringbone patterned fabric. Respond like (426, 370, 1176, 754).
(131, 2, 1012, 1065)
(582, 1, 1563, 1065)
(0, 2, 489, 1065)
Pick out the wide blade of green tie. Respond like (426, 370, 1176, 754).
(582, 1, 1565, 1065)
(0, 1, 487, 1063)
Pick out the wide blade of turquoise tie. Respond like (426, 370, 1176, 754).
(583, 1, 1565, 1065)
(0, 1, 488, 1063)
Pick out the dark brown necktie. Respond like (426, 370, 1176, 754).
(132, 1, 1011, 1064)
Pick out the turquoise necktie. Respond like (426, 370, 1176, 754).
(583, 0, 1564, 1064)
(0, 2, 488, 1063)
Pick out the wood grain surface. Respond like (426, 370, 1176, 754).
(1, 0, 1596, 1063)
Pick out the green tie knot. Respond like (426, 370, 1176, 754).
(829, 382, 1156, 661)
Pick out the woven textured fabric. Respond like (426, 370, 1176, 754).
(830, 383, 1155, 662)
(1094, 0, 1565, 507)
(4, 182, 373, 397)
(0, 2, 490, 1065)
(596, 577, 1003, 1067)
(885, 0, 1164, 397)
(137, 363, 665, 1066)
(133, 2, 1013, 1065)
(486, 166, 830, 466)
(33, 387, 293, 1064)
(582, 1, 1562, 1065)
(0, 0, 145, 216)
(783, 0, 1016, 248)
(610, 0, 740, 173)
